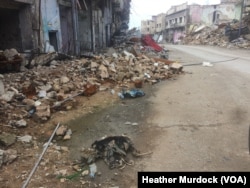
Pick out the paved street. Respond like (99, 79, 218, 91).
(137, 45, 250, 172)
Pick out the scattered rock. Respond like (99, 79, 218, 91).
(0, 91, 15, 102)
(63, 129, 72, 140)
(35, 105, 50, 121)
(56, 125, 68, 136)
(0, 133, 16, 147)
(0, 149, 17, 167)
(60, 76, 70, 84)
(17, 135, 32, 143)
(81, 170, 89, 177)
(0, 80, 5, 95)
(15, 119, 27, 128)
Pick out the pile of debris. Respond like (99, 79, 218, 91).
(184, 19, 250, 49)
(0, 48, 183, 126)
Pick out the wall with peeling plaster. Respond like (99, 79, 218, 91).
(201, 4, 241, 25)
(41, 0, 62, 52)
(188, 5, 202, 24)
(78, 0, 115, 51)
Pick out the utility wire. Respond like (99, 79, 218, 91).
(183, 57, 239, 67)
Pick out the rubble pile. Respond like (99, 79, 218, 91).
(0, 49, 183, 126)
(184, 19, 250, 49)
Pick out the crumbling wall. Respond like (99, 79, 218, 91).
(201, 4, 241, 25)
(59, 5, 74, 54)
(188, 5, 202, 24)
(78, 8, 92, 51)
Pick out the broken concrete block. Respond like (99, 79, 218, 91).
(98, 64, 109, 79)
(15, 119, 27, 128)
(0, 91, 15, 102)
(60, 76, 70, 84)
(47, 91, 57, 99)
(0, 133, 16, 147)
(0, 149, 17, 167)
(56, 125, 67, 136)
(38, 90, 47, 98)
(91, 61, 99, 69)
(0, 80, 5, 95)
(40, 84, 52, 92)
(17, 135, 32, 143)
(34, 105, 51, 121)
(53, 83, 61, 92)
(170, 63, 183, 72)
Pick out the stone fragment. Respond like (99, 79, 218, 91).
(0, 149, 17, 167)
(99, 64, 109, 79)
(60, 76, 70, 84)
(17, 135, 32, 143)
(56, 125, 67, 136)
(15, 119, 27, 128)
(40, 84, 52, 92)
(63, 129, 72, 140)
(0, 133, 16, 147)
(0, 80, 4, 95)
(34, 105, 51, 121)
(81, 170, 89, 177)
(170, 63, 183, 72)
(0, 91, 15, 102)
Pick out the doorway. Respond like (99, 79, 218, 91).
(48, 31, 58, 51)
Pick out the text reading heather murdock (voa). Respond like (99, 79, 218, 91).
(138, 172, 249, 188)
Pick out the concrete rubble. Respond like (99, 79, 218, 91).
(0, 47, 183, 127)
(183, 15, 250, 49)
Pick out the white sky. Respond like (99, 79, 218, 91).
(129, 0, 221, 29)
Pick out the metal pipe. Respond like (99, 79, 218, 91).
(22, 123, 61, 188)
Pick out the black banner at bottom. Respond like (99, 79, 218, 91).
(138, 172, 249, 188)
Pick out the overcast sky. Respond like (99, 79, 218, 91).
(129, 0, 221, 29)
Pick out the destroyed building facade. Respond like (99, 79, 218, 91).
(0, 0, 39, 52)
(141, 13, 166, 35)
(163, 1, 244, 43)
(0, 0, 131, 55)
(141, 0, 249, 43)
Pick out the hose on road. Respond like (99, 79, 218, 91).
(183, 57, 239, 67)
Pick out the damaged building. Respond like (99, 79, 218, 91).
(164, 1, 244, 44)
(0, 0, 39, 52)
(0, 0, 131, 56)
